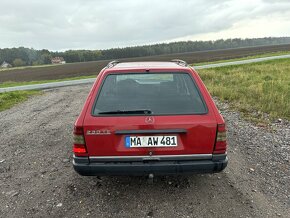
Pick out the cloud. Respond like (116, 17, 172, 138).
(0, 0, 290, 50)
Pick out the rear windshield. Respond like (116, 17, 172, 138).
(92, 72, 207, 115)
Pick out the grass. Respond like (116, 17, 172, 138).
(193, 51, 290, 66)
(198, 58, 290, 122)
(0, 75, 96, 88)
(0, 75, 95, 112)
(0, 90, 40, 112)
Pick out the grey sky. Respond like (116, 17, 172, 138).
(0, 0, 290, 51)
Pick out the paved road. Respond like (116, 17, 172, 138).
(194, 54, 290, 69)
(0, 85, 289, 217)
(1, 54, 290, 93)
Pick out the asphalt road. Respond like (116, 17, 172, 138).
(0, 85, 289, 217)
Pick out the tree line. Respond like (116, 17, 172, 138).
(1, 37, 290, 67)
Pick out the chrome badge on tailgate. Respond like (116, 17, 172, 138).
(86, 130, 111, 135)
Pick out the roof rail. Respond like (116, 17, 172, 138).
(171, 59, 188, 67)
(106, 60, 120, 68)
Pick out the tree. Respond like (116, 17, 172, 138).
(1, 37, 290, 66)
(40, 53, 52, 64)
(12, 58, 26, 67)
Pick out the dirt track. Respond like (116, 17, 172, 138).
(1, 44, 290, 83)
(0, 85, 289, 218)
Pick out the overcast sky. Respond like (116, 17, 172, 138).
(0, 0, 290, 51)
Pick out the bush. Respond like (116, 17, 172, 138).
(13, 58, 26, 67)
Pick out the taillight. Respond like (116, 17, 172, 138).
(214, 124, 227, 154)
(73, 126, 88, 156)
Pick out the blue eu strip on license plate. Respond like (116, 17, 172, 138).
(125, 136, 131, 148)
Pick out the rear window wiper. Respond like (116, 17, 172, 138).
(98, 109, 152, 115)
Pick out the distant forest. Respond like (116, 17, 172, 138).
(1, 37, 290, 67)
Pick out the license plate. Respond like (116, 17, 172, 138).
(125, 136, 177, 148)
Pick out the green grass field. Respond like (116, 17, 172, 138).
(0, 76, 96, 112)
(198, 58, 290, 122)
(0, 90, 40, 112)
(0, 75, 95, 88)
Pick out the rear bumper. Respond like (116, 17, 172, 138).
(73, 154, 228, 176)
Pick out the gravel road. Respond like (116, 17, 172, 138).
(0, 85, 289, 218)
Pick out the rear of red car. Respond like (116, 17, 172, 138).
(73, 61, 228, 176)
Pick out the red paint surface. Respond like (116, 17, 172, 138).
(74, 63, 226, 156)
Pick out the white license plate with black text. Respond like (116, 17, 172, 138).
(125, 136, 177, 147)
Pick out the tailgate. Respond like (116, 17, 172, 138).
(83, 115, 217, 156)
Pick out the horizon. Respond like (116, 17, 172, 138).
(1, 0, 290, 51)
(1, 36, 290, 52)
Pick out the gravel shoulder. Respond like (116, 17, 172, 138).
(0, 85, 289, 218)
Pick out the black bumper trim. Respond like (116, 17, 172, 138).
(73, 155, 228, 176)
(89, 154, 214, 162)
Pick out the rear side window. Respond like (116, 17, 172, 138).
(92, 72, 207, 115)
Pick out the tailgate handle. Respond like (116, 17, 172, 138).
(115, 129, 187, 135)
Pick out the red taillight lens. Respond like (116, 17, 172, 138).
(73, 144, 87, 154)
(214, 124, 227, 154)
(73, 126, 88, 157)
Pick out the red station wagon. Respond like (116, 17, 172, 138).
(73, 60, 228, 176)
